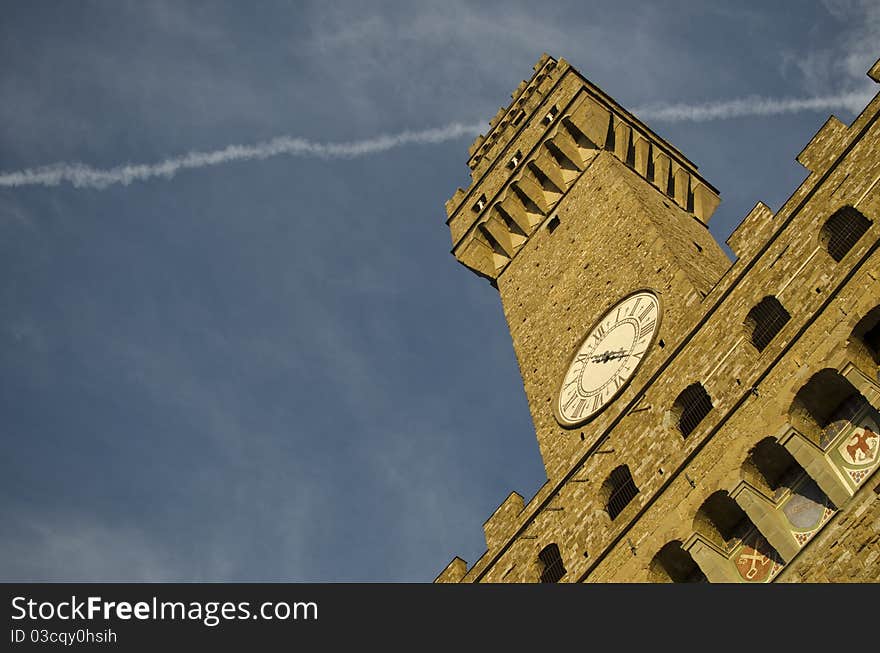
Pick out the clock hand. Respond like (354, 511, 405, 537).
(590, 349, 628, 363)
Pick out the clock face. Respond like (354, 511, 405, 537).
(556, 291, 660, 427)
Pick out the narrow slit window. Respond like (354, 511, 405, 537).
(542, 106, 558, 126)
(507, 150, 522, 169)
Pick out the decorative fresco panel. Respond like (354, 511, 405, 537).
(775, 474, 836, 550)
(825, 400, 880, 491)
(732, 532, 785, 583)
(792, 507, 836, 547)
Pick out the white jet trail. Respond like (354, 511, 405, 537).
(0, 90, 872, 190)
(633, 90, 873, 122)
(0, 122, 485, 190)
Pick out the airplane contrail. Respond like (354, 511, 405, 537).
(0, 122, 485, 190)
(0, 91, 872, 190)
(633, 90, 873, 122)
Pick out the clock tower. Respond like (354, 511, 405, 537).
(445, 54, 730, 481)
(438, 53, 880, 585)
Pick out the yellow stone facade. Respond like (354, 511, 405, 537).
(436, 54, 880, 583)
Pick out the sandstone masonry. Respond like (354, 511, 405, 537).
(436, 54, 880, 583)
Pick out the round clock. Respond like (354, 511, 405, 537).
(556, 290, 660, 427)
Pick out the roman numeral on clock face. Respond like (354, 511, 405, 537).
(628, 297, 641, 316)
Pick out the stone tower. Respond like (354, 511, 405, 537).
(437, 54, 880, 583)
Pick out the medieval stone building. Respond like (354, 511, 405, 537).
(435, 54, 880, 583)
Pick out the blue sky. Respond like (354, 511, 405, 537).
(1, 1, 877, 581)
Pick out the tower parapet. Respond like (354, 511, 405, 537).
(446, 55, 721, 282)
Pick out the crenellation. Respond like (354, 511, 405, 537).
(797, 115, 849, 175)
(466, 56, 566, 174)
(489, 106, 507, 130)
(446, 72, 582, 246)
(726, 202, 775, 260)
(434, 557, 468, 583)
(483, 492, 525, 552)
(868, 56, 880, 83)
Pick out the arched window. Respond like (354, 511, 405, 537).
(649, 541, 706, 583)
(821, 206, 871, 262)
(673, 383, 713, 438)
(849, 305, 880, 371)
(788, 368, 867, 446)
(741, 437, 802, 497)
(603, 465, 639, 520)
(538, 543, 567, 583)
(745, 296, 791, 352)
(693, 491, 751, 550)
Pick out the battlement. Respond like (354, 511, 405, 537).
(446, 55, 720, 282)
(466, 54, 561, 172)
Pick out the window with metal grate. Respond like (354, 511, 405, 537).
(821, 206, 871, 262)
(538, 543, 566, 583)
(746, 296, 791, 352)
(674, 383, 713, 438)
(606, 465, 639, 520)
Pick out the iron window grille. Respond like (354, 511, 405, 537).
(538, 544, 566, 583)
(606, 465, 639, 520)
(676, 384, 713, 437)
(822, 206, 871, 262)
(746, 296, 791, 352)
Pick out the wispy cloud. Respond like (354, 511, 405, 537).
(1, 87, 874, 190)
(785, 0, 880, 94)
(0, 514, 183, 581)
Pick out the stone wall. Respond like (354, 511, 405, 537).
(436, 54, 880, 584)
